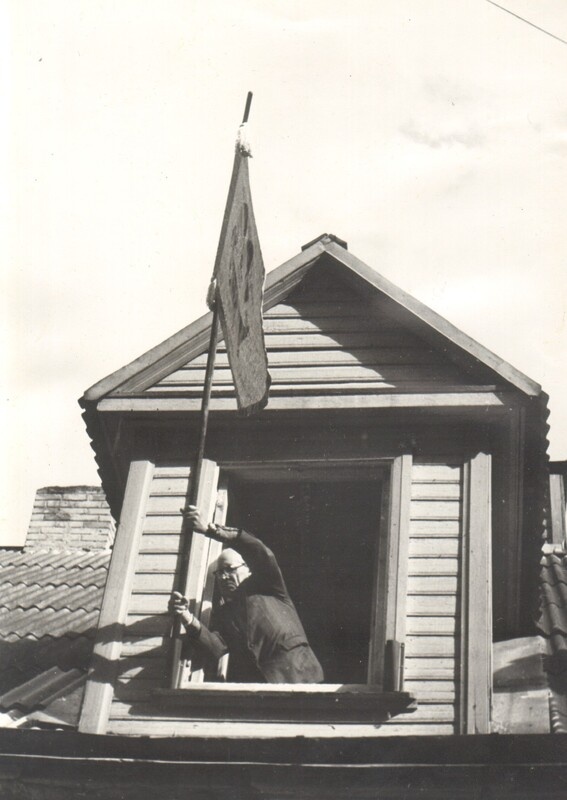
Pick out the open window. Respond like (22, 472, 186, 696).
(157, 456, 416, 723)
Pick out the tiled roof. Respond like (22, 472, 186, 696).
(539, 550, 567, 656)
(538, 548, 567, 733)
(0, 547, 110, 700)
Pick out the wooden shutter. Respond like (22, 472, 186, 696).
(173, 460, 229, 686)
(368, 454, 412, 688)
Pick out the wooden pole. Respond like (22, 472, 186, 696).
(169, 93, 253, 688)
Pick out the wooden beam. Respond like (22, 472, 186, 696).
(97, 391, 511, 413)
(368, 455, 412, 689)
(461, 451, 492, 734)
(79, 460, 155, 734)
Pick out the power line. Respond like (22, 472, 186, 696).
(486, 0, 567, 46)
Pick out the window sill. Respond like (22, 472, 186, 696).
(153, 684, 416, 724)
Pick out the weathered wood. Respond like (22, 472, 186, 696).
(411, 482, 461, 500)
(410, 499, 461, 519)
(106, 717, 456, 737)
(407, 575, 458, 593)
(161, 364, 462, 385)
(324, 241, 541, 397)
(153, 685, 416, 724)
(98, 391, 510, 412)
(550, 472, 567, 545)
(190, 346, 442, 367)
(368, 455, 412, 688)
(79, 460, 155, 734)
(137, 535, 181, 554)
(404, 636, 457, 657)
(171, 459, 218, 686)
(461, 452, 492, 734)
(408, 538, 460, 557)
(407, 616, 458, 634)
(408, 558, 459, 575)
(405, 595, 459, 615)
(83, 236, 540, 408)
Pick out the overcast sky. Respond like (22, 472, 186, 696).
(1, 0, 566, 545)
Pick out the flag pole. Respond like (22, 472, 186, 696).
(169, 93, 253, 688)
(188, 90, 253, 504)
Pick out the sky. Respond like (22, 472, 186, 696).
(1, 0, 566, 546)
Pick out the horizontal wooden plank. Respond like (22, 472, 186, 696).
(404, 680, 456, 698)
(155, 465, 191, 474)
(410, 499, 461, 520)
(262, 316, 403, 333)
(264, 331, 424, 349)
(159, 364, 461, 386)
(138, 534, 182, 554)
(106, 718, 455, 737)
(407, 575, 458, 594)
(412, 464, 462, 480)
(150, 476, 191, 494)
(146, 381, 494, 396)
(108, 700, 451, 724)
(408, 557, 459, 575)
(143, 516, 184, 534)
(407, 616, 458, 635)
(130, 593, 177, 614)
(404, 690, 456, 704)
(135, 553, 179, 572)
(121, 637, 169, 656)
(100, 391, 509, 412)
(374, 723, 456, 735)
(404, 636, 457, 658)
(411, 483, 461, 500)
(410, 519, 461, 535)
(408, 538, 460, 557)
(189, 346, 442, 368)
(125, 612, 171, 636)
(264, 302, 372, 319)
(405, 594, 459, 614)
(146, 495, 188, 514)
(132, 572, 180, 592)
(404, 660, 457, 681)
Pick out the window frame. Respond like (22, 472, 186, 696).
(164, 455, 415, 723)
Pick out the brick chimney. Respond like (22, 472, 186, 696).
(25, 486, 116, 550)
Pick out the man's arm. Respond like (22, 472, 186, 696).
(169, 591, 228, 661)
(181, 505, 288, 598)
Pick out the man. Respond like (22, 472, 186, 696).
(169, 504, 324, 683)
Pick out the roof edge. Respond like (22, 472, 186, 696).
(324, 241, 542, 398)
(80, 240, 326, 404)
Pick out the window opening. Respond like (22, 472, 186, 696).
(223, 470, 383, 684)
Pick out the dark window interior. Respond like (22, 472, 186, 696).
(226, 474, 383, 683)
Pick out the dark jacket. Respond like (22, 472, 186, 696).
(192, 530, 324, 683)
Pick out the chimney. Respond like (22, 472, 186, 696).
(25, 486, 116, 550)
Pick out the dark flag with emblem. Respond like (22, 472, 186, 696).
(209, 119, 271, 415)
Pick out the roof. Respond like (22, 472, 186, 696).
(538, 548, 567, 733)
(0, 547, 110, 722)
(81, 234, 542, 405)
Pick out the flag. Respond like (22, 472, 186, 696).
(210, 124, 271, 415)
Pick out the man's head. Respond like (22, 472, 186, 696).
(213, 548, 251, 600)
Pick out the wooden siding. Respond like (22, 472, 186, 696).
(382, 462, 463, 734)
(144, 279, 475, 402)
(108, 465, 188, 728)
(106, 460, 464, 737)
